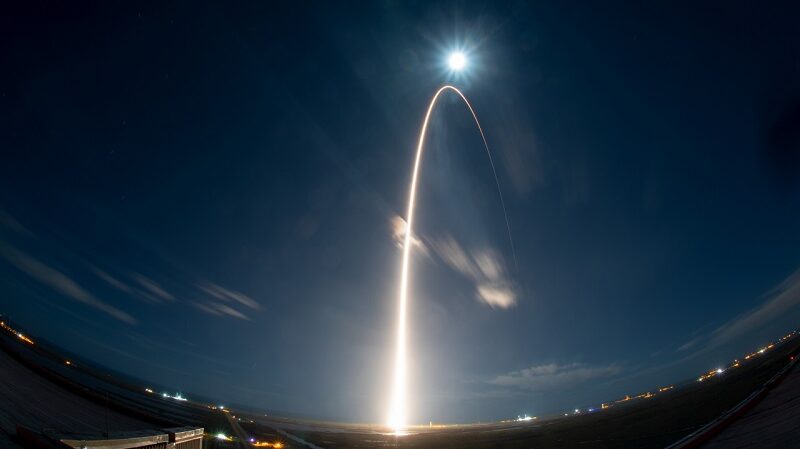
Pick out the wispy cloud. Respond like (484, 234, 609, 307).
(132, 273, 175, 302)
(198, 281, 260, 310)
(489, 362, 622, 391)
(675, 337, 700, 353)
(430, 235, 517, 309)
(0, 209, 31, 235)
(91, 266, 133, 294)
(92, 267, 177, 305)
(389, 215, 428, 257)
(212, 303, 249, 320)
(191, 301, 223, 316)
(191, 300, 251, 320)
(0, 245, 137, 325)
(192, 281, 260, 320)
(476, 284, 517, 309)
(617, 268, 800, 386)
(706, 269, 800, 350)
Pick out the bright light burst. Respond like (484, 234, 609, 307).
(448, 52, 467, 71)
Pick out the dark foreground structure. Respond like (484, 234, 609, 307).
(0, 337, 204, 449)
(0, 320, 205, 449)
(1, 317, 799, 448)
(16, 427, 203, 449)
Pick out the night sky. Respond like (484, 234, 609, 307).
(2, 2, 800, 424)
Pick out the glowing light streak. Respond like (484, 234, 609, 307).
(17, 333, 34, 345)
(252, 442, 284, 448)
(388, 85, 515, 433)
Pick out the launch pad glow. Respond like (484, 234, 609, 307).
(387, 85, 512, 433)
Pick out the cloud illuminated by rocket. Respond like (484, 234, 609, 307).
(430, 235, 518, 309)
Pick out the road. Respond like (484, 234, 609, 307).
(223, 410, 252, 449)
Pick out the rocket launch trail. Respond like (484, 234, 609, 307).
(388, 85, 515, 433)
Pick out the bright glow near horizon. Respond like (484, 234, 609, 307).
(448, 52, 467, 71)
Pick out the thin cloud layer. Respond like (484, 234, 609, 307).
(389, 215, 428, 257)
(0, 245, 137, 325)
(490, 362, 622, 391)
(132, 273, 175, 302)
(92, 267, 133, 294)
(93, 266, 179, 305)
(191, 300, 250, 320)
(198, 281, 261, 310)
(707, 268, 800, 350)
(193, 281, 261, 320)
(623, 268, 800, 385)
(430, 235, 517, 309)
(0, 209, 31, 235)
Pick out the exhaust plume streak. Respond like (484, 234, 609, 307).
(388, 85, 515, 432)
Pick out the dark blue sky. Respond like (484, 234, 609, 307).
(2, 1, 800, 423)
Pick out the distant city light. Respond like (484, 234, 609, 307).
(16, 333, 34, 345)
